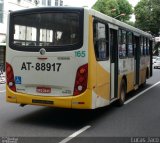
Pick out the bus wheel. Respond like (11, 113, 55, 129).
(117, 80, 126, 106)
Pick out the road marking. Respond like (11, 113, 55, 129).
(0, 90, 6, 93)
(59, 125, 91, 143)
(125, 81, 160, 104)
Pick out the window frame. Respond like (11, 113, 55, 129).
(127, 31, 134, 58)
(93, 19, 109, 61)
(55, 0, 58, 6)
(146, 38, 149, 55)
(144, 37, 147, 56)
(119, 29, 127, 59)
(47, 0, 51, 6)
(9, 8, 84, 52)
(140, 37, 144, 56)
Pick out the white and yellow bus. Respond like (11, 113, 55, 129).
(6, 7, 153, 109)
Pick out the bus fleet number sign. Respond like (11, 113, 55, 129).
(21, 62, 62, 72)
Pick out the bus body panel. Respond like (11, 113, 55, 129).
(6, 7, 94, 109)
(6, 8, 89, 97)
(6, 47, 89, 97)
(119, 58, 135, 93)
(139, 56, 150, 84)
(11, 55, 78, 96)
(6, 85, 93, 109)
(88, 15, 110, 109)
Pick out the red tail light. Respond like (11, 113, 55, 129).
(6, 62, 16, 92)
(73, 64, 88, 96)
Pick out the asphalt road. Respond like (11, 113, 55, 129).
(0, 69, 160, 143)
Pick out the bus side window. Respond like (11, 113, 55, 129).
(140, 37, 144, 56)
(132, 34, 135, 56)
(93, 21, 109, 61)
(127, 32, 134, 57)
(146, 38, 149, 55)
(144, 38, 146, 56)
(119, 30, 127, 58)
(118, 29, 122, 57)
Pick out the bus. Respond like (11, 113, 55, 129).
(6, 7, 153, 109)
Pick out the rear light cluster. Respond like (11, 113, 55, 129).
(73, 64, 88, 96)
(6, 62, 16, 92)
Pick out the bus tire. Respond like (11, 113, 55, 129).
(117, 79, 126, 106)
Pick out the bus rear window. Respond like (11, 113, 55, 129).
(10, 9, 83, 51)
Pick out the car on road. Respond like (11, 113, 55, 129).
(153, 57, 160, 69)
(153, 56, 158, 64)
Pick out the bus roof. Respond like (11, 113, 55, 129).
(88, 8, 152, 39)
(9, 6, 152, 39)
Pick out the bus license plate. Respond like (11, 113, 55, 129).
(36, 87, 51, 93)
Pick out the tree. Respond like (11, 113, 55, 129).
(134, 0, 160, 36)
(104, 0, 120, 18)
(117, 0, 133, 21)
(92, 0, 108, 14)
(92, 0, 133, 22)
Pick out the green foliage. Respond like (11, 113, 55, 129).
(117, 0, 133, 21)
(92, 0, 133, 22)
(104, 0, 119, 18)
(135, 0, 160, 36)
(92, 0, 108, 14)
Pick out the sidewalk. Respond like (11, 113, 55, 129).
(0, 72, 6, 84)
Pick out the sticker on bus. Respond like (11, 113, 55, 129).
(15, 76, 22, 84)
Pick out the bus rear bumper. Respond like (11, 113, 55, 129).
(6, 86, 92, 109)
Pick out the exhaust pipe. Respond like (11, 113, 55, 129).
(20, 104, 27, 107)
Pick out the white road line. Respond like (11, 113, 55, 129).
(59, 125, 91, 143)
(125, 81, 160, 104)
(0, 90, 6, 93)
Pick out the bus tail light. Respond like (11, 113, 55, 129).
(73, 64, 88, 96)
(6, 62, 16, 92)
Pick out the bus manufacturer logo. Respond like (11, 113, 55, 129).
(39, 48, 46, 55)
